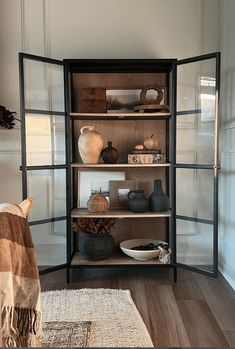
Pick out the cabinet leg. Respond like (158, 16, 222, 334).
(173, 267, 177, 282)
(66, 266, 71, 283)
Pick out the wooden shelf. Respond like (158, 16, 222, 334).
(71, 251, 169, 266)
(71, 162, 171, 168)
(71, 208, 171, 218)
(70, 112, 171, 120)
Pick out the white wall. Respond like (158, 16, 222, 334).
(0, 0, 224, 268)
(219, 0, 235, 290)
(0, 0, 220, 203)
(0, 0, 22, 204)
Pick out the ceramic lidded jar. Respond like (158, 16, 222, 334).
(128, 190, 149, 213)
(78, 126, 103, 163)
(101, 141, 119, 164)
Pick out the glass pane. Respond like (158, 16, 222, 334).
(30, 221, 66, 266)
(25, 113, 66, 166)
(177, 58, 216, 165)
(176, 219, 214, 272)
(176, 168, 214, 221)
(24, 59, 64, 111)
(27, 170, 66, 222)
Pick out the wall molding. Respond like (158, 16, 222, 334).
(0, 151, 20, 155)
(221, 151, 235, 156)
(0, 127, 21, 132)
(223, 123, 235, 130)
(200, 0, 204, 55)
(20, 0, 48, 55)
(20, 0, 26, 51)
(218, 268, 235, 291)
(44, 0, 50, 57)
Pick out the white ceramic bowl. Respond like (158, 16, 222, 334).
(120, 238, 167, 261)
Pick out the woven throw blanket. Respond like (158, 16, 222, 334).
(0, 203, 42, 347)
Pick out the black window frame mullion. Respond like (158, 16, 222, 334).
(25, 109, 66, 116)
(29, 216, 67, 226)
(64, 62, 72, 282)
(19, 53, 27, 199)
(22, 165, 68, 171)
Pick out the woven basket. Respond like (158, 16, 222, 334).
(87, 193, 109, 213)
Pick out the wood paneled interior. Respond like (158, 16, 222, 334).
(71, 163, 171, 168)
(40, 269, 235, 347)
(71, 72, 168, 112)
(71, 251, 168, 266)
(74, 217, 167, 248)
(71, 208, 171, 218)
(73, 119, 166, 163)
(70, 112, 171, 118)
(72, 118, 168, 247)
(72, 71, 169, 255)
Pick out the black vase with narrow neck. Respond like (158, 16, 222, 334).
(149, 179, 170, 212)
(101, 141, 119, 164)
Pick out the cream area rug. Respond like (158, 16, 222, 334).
(41, 288, 153, 347)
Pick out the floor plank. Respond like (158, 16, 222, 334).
(145, 285, 190, 347)
(224, 331, 235, 347)
(131, 287, 152, 337)
(196, 274, 235, 331)
(177, 299, 229, 347)
(173, 279, 204, 300)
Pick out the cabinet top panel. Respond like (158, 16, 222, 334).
(64, 59, 177, 73)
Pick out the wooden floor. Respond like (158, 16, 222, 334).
(40, 267, 235, 347)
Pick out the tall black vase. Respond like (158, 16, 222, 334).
(149, 179, 170, 212)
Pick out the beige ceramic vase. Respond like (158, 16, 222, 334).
(78, 126, 104, 163)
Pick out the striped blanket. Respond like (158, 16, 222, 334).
(0, 203, 41, 347)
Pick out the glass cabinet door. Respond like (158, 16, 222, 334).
(173, 53, 220, 276)
(19, 53, 69, 273)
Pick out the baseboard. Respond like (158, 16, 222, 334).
(219, 269, 235, 292)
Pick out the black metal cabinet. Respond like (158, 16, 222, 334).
(19, 52, 220, 282)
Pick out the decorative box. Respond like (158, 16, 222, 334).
(128, 153, 165, 164)
(78, 88, 106, 113)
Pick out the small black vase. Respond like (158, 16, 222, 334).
(101, 141, 119, 164)
(79, 233, 114, 261)
(149, 179, 170, 212)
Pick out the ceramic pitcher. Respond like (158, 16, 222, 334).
(128, 190, 149, 213)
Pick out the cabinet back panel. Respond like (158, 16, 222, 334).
(73, 119, 168, 244)
(75, 217, 167, 249)
(71, 72, 168, 112)
(73, 119, 166, 163)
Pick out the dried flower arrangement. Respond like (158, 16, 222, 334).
(74, 218, 117, 235)
(0, 105, 20, 129)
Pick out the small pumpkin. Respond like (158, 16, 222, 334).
(134, 144, 144, 150)
(144, 135, 158, 150)
(87, 193, 109, 213)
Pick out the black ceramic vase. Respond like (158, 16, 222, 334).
(79, 233, 114, 261)
(101, 141, 119, 164)
(128, 190, 149, 213)
(149, 179, 170, 212)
